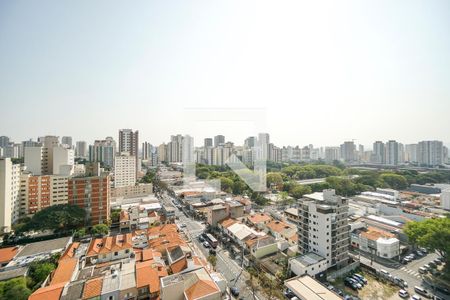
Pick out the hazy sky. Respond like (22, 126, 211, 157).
(1, 0, 449, 148)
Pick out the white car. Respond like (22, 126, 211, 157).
(410, 295, 421, 300)
(398, 289, 409, 298)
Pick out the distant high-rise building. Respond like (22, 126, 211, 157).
(214, 135, 225, 147)
(324, 147, 340, 163)
(89, 137, 116, 168)
(76, 141, 87, 158)
(0, 136, 10, 148)
(114, 153, 136, 188)
(168, 135, 184, 163)
(372, 141, 386, 164)
(244, 136, 256, 149)
(61, 136, 73, 148)
(24, 136, 74, 175)
(118, 129, 138, 156)
(142, 142, 153, 160)
(204, 138, 213, 149)
(386, 140, 399, 165)
(405, 144, 418, 163)
(340, 141, 356, 163)
(158, 143, 168, 163)
(68, 174, 110, 226)
(119, 129, 139, 175)
(0, 158, 21, 233)
(417, 140, 444, 167)
(297, 189, 350, 269)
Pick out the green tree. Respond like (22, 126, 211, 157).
(266, 172, 283, 189)
(90, 224, 109, 236)
(73, 227, 88, 239)
(18, 204, 86, 233)
(380, 173, 408, 190)
(219, 177, 234, 193)
(289, 184, 312, 199)
(404, 218, 450, 276)
(0, 278, 31, 300)
(207, 255, 217, 270)
(28, 261, 56, 288)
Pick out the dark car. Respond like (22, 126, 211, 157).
(231, 287, 240, 297)
(198, 235, 205, 242)
(344, 278, 358, 291)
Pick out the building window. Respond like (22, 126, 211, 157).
(114, 252, 118, 256)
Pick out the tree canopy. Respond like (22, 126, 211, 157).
(17, 204, 86, 233)
(404, 217, 450, 275)
(91, 224, 109, 236)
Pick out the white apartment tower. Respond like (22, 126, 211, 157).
(385, 140, 399, 166)
(114, 153, 137, 188)
(0, 158, 21, 233)
(417, 140, 444, 167)
(297, 189, 350, 269)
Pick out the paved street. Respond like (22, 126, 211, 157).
(158, 191, 265, 300)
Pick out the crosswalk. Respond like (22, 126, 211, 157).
(400, 266, 422, 279)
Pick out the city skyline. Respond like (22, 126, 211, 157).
(1, 1, 450, 146)
(2, 132, 450, 150)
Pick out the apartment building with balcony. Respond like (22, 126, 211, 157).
(297, 189, 350, 269)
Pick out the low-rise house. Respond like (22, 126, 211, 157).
(207, 204, 229, 227)
(265, 220, 297, 244)
(160, 267, 221, 300)
(86, 234, 133, 264)
(221, 220, 266, 248)
(246, 236, 278, 259)
(288, 252, 327, 278)
(235, 196, 252, 214)
(225, 201, 244, 219)
(136, 260, 168, 300)
(352, 226, 400, 259)
(247, 213, 272, 230)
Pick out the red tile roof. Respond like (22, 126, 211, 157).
(0, 246, 18, 264)
(50, 258, 78, 285)
(87, 233, 133, 257)
(29, 282, 66, 300)
(82, 277, 103, 299)
(136, 262, 167, 294)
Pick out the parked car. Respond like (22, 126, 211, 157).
(403, 257, 412, 264)
(398, 289, 409, 298)
(344, 278, 358, 291)
(415, 250, 424, 257)
(433, 258, 442, 265)
(349, 278, 362, 289)
(423, 264, 431, 270)
(414, 286, 430, 298)
(353, 273, 367, 284)
(418, 267, 428, 274)
(410, 295, 422, 300)
(428, 261, 437, 268)
(198, 235, 205, 242)
(203, 241, 211, 248)
(351, 275, 365, 285)
(231, 287, 240, 297)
